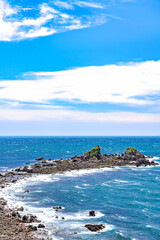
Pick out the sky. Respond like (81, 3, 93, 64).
(0, 0, 160, 136)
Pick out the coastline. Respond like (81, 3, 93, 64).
(0, 146, 159, 240)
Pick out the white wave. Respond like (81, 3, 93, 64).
(63, 210, 104, 221)
(75, 185, 84, 189)
(82, 184, 90, 186)
(0, 166, 10, 172)
(153, 157, 160, 160)
(114, 179, 129, 183)
(60, 167, 116, 178)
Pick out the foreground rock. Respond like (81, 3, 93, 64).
(0, 198, 44, 240)
(14, 146, 158, 174)
(85, 224, 105, 232)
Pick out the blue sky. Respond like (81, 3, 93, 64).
(0, 0, 160, 135)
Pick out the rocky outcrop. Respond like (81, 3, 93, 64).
(125, 147, 145, 160)
(84, 145, 102, 160)
(13, 146, 158, 174)
(85, 224, 105, 232)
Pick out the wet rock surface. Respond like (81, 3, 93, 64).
(85, 224, 105, 232)
(89, 210, 96, 217)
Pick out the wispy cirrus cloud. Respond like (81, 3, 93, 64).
(0, 0, 108, 41)
(74, 1, 104, 9)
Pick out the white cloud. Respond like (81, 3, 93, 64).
(0, 108, 159, 123)
(54, 1, 73, 9)
(0, 0, 107, 41)
(0, 60, 160, 123)
(75, 1, 104, 9)
(0, 60, 160, 106)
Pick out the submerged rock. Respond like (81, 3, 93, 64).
(85, 224, 105, 232)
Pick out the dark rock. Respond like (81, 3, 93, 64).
(17, 206, 24, 211)
(24, 190, 29, 193)
(85, 224, 105, 232)
(28, 225, 37, 231)
(29, 215, 37, 223)
(89, 211, 95, 217)
(125, 147, 145, 160)
(22, 215, 29, 222)
(53, 206, 62, 210)
(12, 211, 17, 217)
(38, 224, 45, 228)
(36, 157, 43, 161)
(12, 180, 17, 183)
(84, 145, 102, 160)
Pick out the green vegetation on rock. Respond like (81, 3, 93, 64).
(125, 147, 136, 155)
(84, 145, 102, 159)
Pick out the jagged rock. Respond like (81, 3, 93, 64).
(85, 224, 105, 232)
(125, 147, 145, 160)
(84, 145, 102, 160)
(89, 211, 95, 217)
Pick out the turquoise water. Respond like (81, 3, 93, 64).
(1, 137, 160, 240)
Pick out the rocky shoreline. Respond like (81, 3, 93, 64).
(0, 146, 159, 239)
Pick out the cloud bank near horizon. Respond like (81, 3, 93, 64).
(0, 60, 160, 123)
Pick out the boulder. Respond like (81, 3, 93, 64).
(28, 225, 37, 232)
(85, 224, 105, 232)
(38, 224, 45, 228)
(22, 215, 29, 222)
(24, 190, 29, 193)
(89, 211, 95, 217)
(17, 206, 24, 211)
(36, 157, 43, 161)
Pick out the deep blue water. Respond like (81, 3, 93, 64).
(1, 137, 160, 240)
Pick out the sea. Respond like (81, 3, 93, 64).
(0, 136, 160, 240)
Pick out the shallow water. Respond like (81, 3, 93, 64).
(1, 137, 160, 239)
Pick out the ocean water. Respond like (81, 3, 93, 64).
(0, 137, 160, 240)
